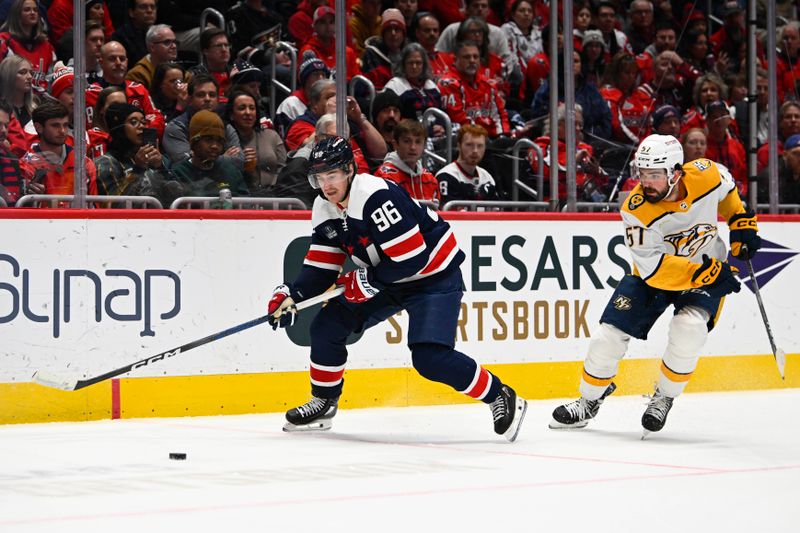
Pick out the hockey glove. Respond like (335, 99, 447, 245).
(267, 284, 297, 330)
(475, 181, 497, 200)
(336, 267, 379, 304)
(691, 255, 741, 298)
(728, 211, 760, 260)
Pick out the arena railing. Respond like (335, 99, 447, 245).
(0, 196, 6, 208)
(348, 75, 376, 118)
(422, 107, 453, 167)
(198, 8, 226, 65)
(510, 138, 544, 203)
(16, 195, 163, 209)
(756, 203, 800, 214)
(442, 200, 551, 212)
(269, 41, 298, 121)
(566, 202, 623, 213)
(169, 197, 307, 210)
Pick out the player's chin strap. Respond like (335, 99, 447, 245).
(664, 168, 684, 199)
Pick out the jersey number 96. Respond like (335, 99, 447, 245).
(371, 200, 402, 231)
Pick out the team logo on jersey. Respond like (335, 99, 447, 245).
(693, 159, 710, 171)
(664, 223, 717, 257)
(628, 193, 645, 210)
(729, 238, 799, 293)
(613, 295, 632, 311)
(322, 224, 338, 240)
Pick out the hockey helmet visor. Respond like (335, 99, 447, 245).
(308, 136, 355, 189)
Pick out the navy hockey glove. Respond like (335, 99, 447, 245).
(475, 182, 496, 200)
(336, 267, 379, 303)
(691, 255, 741, 298)
(267, 284, 297, 329)
(728, 211, 760, 260)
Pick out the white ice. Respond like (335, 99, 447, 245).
(1, 389, 798, 532)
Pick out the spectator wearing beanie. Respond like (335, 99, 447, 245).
(275, 51, 330, 139)
(652, 104, 682, 138)
(171, 110, 249, 198)
(371, 89, 402, 151)
(350, 0, 382, 57)
(361, 8, 408, 90)
(94, 102, 178, 204)
(300, 6, 361, 81)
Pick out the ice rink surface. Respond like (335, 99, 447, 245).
(1, 389, 798, 532)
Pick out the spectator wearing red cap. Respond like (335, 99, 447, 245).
(275, 51, 330, 138)
(361, 8, 408, 90)
(300, 6, 361, 81)
(412, 12, 453, 82)
(757, 101, 800, 174)
(350, 0, 382, 56)
(48, 65, 74, 129)
(704, 100, 747, 196)
(288, 0, 328, 49)
(0, 0, 57, 93)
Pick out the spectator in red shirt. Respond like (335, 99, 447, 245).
(710, 1, 745, 68)
(704, 100, 747, 196)
(0, 0, 56, 93)
(300, 6, 361, 81)
(411, 11, 453, 82)
(375, 118, 440, 207)
(47, 0, 114, 43)
(600, 52, 649, 145)
(0, 98, 29, 205)
(682, 73, 729, 134)
(288, 0, 328, 49)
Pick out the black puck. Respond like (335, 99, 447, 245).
(169, 452, 187, 460)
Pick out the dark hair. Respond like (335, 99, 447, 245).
(107, 106, 144, 158)
(456, 17, 490, 63)
(594, 1, 616, 15)
(32, 100, 69, 125)
(200, 27, 227, 50)
(0, 98, 12, 116)
(93, 85, 127, 130)
(654, 19, 678, 34)
(86, 19, 104, 36)
(509, 0, 534, 17)
(677, 28, 706, 59)
(600, 51, 638, 88)
(150, 61, 184, 101)
(453, 39, 481, 58)
(224, 88, 261, 131)
(188, 73, 218, 96)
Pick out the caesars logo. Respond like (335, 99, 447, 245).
(281, 234, 632, 346)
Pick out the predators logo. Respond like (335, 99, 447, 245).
(664, 223, 717, 257)
(628, 193, 645, 210)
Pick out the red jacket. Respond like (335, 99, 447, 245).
(47, 0, 114, 42)
(375, 153, 440, 206)
(437, 69, 509, 137)
(299, 35, 361, 80)
(528, 137, 602, 202)
(21, 143, 98, 202)
(705, 132, 747, 196)
(600, 86, 651, 144)
(85, 80, 166, 139)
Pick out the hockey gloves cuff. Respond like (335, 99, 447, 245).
(691, 255, 741, 298)
(336, 267, 379, 304)
(728, 211, 760, 259)
(267, 284, 298, 329)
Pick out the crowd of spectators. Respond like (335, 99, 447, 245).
(1, 0, 799, 210)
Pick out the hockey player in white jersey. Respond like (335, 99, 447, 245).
(550, 134, 761, 435)
(266, 136, 527, 441)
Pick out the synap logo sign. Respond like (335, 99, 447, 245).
(729, 238, 799, 292)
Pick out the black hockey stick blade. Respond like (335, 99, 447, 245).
(744, 254, 786, 379)
(32, 287, 345, 391)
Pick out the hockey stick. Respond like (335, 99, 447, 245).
(32, 287, 345, 391)
(742, 250, 786, 379)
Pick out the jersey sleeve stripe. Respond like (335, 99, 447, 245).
(303, 259, 344, 271)
(304, 247, 347, 271)
(382, 226, 426, 261)
(419, 230, 458, 275)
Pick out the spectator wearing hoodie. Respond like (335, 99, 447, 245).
(375, 118, 440, 207)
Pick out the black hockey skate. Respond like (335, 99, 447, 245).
(283, 396, 339, 432)
(641, 389, 674, 437)
(490, 385, 528, 442)
(549, 382, 617, 429)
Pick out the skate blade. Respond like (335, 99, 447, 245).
(282, 419, 333, 432)
(641, 429, 650, 440)
(548, 419, 590, 430)
(504, 397, 528, 442)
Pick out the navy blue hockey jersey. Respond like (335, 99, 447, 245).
(292, 173, 465, 300)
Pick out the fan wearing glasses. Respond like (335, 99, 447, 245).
(190, 27, 233, 98)
(126, 23, 179, 88)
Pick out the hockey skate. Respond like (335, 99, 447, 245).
(641, 389, 674, 437)
(283, 396, 339, 432)
(490, 385, 528, 442)
(549, 382, 617, 429)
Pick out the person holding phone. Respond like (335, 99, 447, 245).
(94, 102, 179, 205)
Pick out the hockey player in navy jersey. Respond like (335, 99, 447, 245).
(267, 136, 527, 441)
(550, 134, 760, 436)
